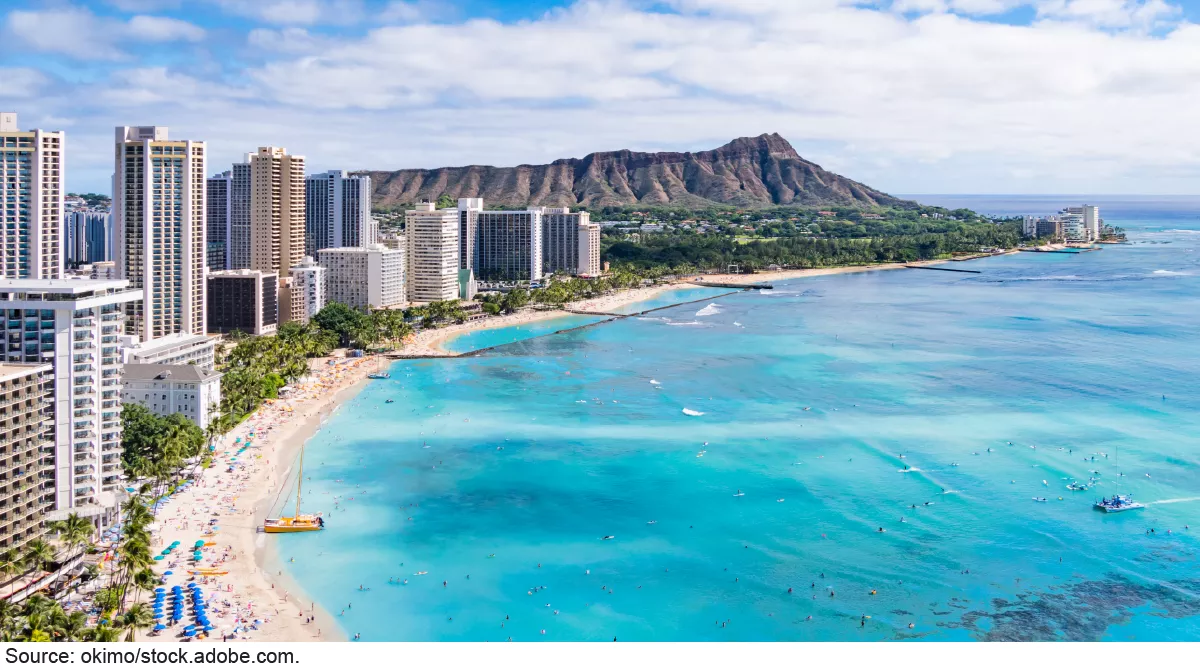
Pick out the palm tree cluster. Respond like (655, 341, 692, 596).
(121, 404, 206, 486)
(313, 302, 414, 350)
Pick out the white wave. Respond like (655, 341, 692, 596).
(682, 408, 705, 416)
(1164, 229, 1200, 235)
(1152, 269, 1191, 276)
(665, 320, 703, 327)
(1149, 496, 1200, 505)
(695, 303, 722, 316)
(758, 289, 775, 294)
(649, 379, 661, 385)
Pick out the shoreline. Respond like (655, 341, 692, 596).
(146, 355, 378, 642)
(411, 255, 1007, 357)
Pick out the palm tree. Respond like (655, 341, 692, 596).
(117, 603, 154, 641)
(87, 624, 121, 642)
(21, 539, 55, 576)
(0, 549, 24, 599)
(0, 599, 19, 641)
(49, 513, 94, 562)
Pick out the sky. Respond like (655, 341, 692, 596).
(2, 0, 1200, 196)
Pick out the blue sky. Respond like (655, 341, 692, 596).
(3, 0, 1199, 195)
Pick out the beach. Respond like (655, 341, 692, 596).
(144, 354, 377, 642)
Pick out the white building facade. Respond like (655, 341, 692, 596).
(405, 203, 460, 302)
(0, 279, 142, 522)
(289, 256, 326, 323)
(0, 112, 64, 280)
(120, 364, 222, 430)
(319, 245, 405, 310)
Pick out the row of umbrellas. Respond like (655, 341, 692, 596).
(151, 582, 215, 636)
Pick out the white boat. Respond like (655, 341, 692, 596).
(1094, 494, 1144, 513)
(682, 408, 704, 416)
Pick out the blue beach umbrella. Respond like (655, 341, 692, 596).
(163, 571, 173, 576)
(154, 587, 165, 593)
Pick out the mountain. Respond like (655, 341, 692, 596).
(364, 134, 912, 210)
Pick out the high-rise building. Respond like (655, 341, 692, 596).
(90, 261, 118, 281)
(227, 163, 252, 270)
(206, 171, 229, 271)
(248, 147, 305, 323)
(206, 269, 278, 336)
(290, 256, 325, 324)
(475, 208, 544, 282)
(112, 126, 206, 342)
(249, 147, 305, 277)
(319, 245, 405, 311)
(457, 198, 483, 270)
(405, 203, 459, 302)
(0, 362, 52, 552)
(305, 171, 373, 257)
(1082, 205, 1100, 240)
(542, 208, 598, 276)
(0, 279, 142, 523)
(0, 113, 64, 279)
(66, 211, 111, 265)
(577, 221, 601, 276)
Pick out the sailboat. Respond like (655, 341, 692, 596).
(264, 445, 324, 533)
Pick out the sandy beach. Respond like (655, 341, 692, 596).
(144, 354, 378, 642)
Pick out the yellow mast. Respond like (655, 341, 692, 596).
(295, 444, 303, 518)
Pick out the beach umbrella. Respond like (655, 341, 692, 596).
(184, 630, 196, 637)
(154, 587, 165, 593)
(154, 624, 166, 631)
(163, 571, 173, 576)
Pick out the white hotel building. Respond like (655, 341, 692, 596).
(405, 203, 460, 302)
(319, 245, 405, 311)
(0, 279, 141, 523)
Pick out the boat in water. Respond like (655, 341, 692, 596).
(367, 372, 390, 380)
(1094, 494, 1145, 513)
(264, 444, 324, 533)
(1066, 481, 1089, 491)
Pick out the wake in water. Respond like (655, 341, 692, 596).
(1148, 496, 1200, 505)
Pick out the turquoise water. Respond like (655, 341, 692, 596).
(280, 202, 1200, 641)
(440, 287, 734, 354)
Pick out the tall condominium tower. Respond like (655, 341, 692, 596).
(113, 126, 206, 342)
(405, 203, 460, 302)
(457, 198, 483, 271)
(542, 208, 599, 276)
(0, 112, 64, 279)
(205, 171, 229, 271)
(0, 362, 52, 551)
(249, 147, 305, 276)
(475, 208, 544, 282)
(249, 148, 305, 322)
(305, 170, 373, 257)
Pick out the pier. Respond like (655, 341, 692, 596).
(687, 281, 773, 290)
(1019, 247, 1101, 254)
(904, 265, 981, 274)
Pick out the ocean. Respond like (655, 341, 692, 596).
(276, 197, 1200, 641)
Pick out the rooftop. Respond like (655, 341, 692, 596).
(0, 278, 129, 292)
(0, 362, 52, 382)
(122, 364, 222, 383)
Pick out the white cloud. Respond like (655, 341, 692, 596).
(127, 15, 206, 42)
(0, 67, 47, 98)
(4, 6, 204, 60)
(1035, 0, 1180, 28)
(11, 0, 1200, 195)
(206, 0, 368, 26)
